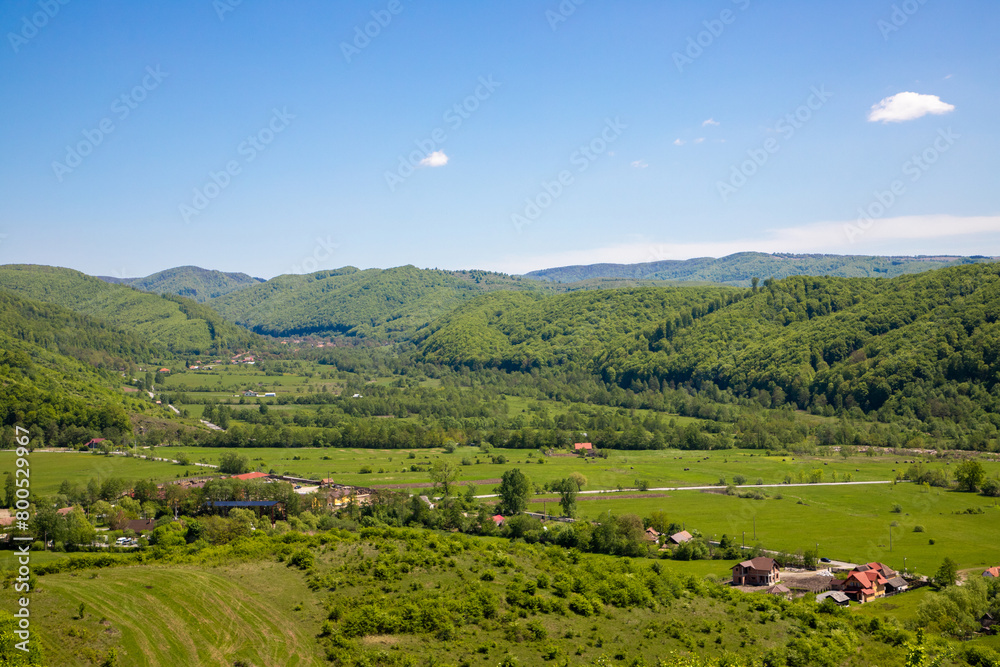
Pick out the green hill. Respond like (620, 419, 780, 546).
(418, 263, 1000, 429)
(0, 265, 258, 355)
(0, 290, 157, 445)
(208, 265, 542, 339)
(98, 265, 263, 302)
(418, 285, 739, 370)
(525, 251, 996, 286)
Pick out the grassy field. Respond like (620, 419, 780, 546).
(1, 561, 325, 666)
(159, 444, 994, 491)
(527, 482, 1000, 576)
(0, 451, 203, 495)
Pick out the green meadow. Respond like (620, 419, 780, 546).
(528, 482, 1000, 576)
(2, 451, 200, 496)
(160, 445, 988, 492)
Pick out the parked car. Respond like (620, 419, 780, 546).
(819, 557, 832, 563)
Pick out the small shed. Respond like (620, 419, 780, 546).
(816, 591, 851, 606)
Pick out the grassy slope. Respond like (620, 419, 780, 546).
(0, 265, 255, 355)
(1, 532, 920, 667)
(22, 562, 324, 666)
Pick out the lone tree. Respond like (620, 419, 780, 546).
(555, 478, 578, 517)
(934, 557, 958, 589)
(567, 472, 587, 492)
(430, 459, 459, 497)
(954, 460, 985, 493)
(219, 452, 250, 475)
(497, 468, 532, 516)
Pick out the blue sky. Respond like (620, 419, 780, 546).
(1, 0, 997, 278)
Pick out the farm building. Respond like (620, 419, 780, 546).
(885, 576, 909, 595)
(84, 438, 106, 449)
(983, 566, 1000, 578)
(231, 472, 270, 482)
(816, 591, 851, 606)
(732, 558, 780, 586)
(667, 530, 693, 545)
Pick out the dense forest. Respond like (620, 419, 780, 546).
(97, 265, 263, 302)
(526, 251, 994, 286)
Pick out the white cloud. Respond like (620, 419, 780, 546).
(419, 150, 449, 167)
(493, 215, 1000, 274)
(693, 137, 705, 144)
(702, 118, 719, 126)
(673, 138, 685, 146)
(631, 160, 648, 169)
(867, 92, 955, 123)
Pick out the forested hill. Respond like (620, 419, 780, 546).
(207, 265, 543, 339)
(524, 252, 994, 286)
(0, 290, 153, 446)
(97, 265, 263, 302)
(418, 286, 739, 370)
(419, 263, 1000, 429)
(0, 265, 258, 356)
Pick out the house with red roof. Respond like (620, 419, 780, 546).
(573, 442, 593, 451)
(732, 557, 780, 586)
(84, 438, 106, 449)
(838, 569, 888, 603)
(983, 566, 1000, 579)
(492, 514, 505, 526)
(231, 472, 270, 481)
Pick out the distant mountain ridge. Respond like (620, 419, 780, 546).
(97, 265, 263, 302)
(524, 252, 998, 286)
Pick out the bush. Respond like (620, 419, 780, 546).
(288, 549, 314, 570)
(913, 525, 925, 533)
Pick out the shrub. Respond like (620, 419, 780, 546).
(913, 525, 925, 533)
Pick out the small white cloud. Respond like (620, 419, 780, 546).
(702, 118, 719, 126)
(419, 150, 449, 167)
(631, 160, 648, 169)
(867, 92, 955, 123)
(693, 137, 705, 144)
(673, 138, 685, 146)
(944, 74, 954, 80)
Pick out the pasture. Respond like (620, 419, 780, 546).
(0, 451, 197, 495)
(529, 482, 1000, 576)
(159, 444, 987, 492)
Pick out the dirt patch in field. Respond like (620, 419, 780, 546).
(371, 479, 501, 489)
